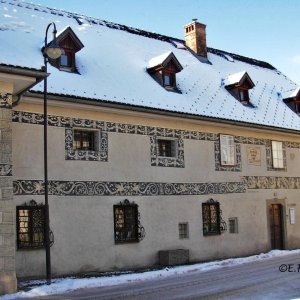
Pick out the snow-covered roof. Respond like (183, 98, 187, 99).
(224, 71, 253, 87)
(282, 87, 300, 100)
(0, 0, 299, 131)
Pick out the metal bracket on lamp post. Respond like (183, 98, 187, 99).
(43, 22, 62, 285)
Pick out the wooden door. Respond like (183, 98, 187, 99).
(269, 204, 284, 250)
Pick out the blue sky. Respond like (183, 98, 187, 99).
(28, 0, 300, 84)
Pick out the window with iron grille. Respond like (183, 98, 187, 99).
(16, 206, 45, 249)
(228, 217, 238, 234)
(73, 129, 96, 151)
(114, 203, 139, 243)
(179, 223, 189, 239)
(157, 139, 177, 157)
(202, 201, 221, 236)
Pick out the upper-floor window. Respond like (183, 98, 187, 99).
(74, 129, 96, 151)
(147, 52, 183, 92)
(16, 205, 45, 250)
(220, 134, 235, 166)
(157, 139, 177, 158)
(224, 71, 255, 106)
(272, 141, 284, 169)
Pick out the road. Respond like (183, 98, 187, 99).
(22, 252, 300, 300)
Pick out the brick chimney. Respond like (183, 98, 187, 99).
(184, 19, 207, 58)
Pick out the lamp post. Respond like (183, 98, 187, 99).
(43, 22, 62, 285)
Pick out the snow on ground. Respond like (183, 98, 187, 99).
(1, 249, 300, 299)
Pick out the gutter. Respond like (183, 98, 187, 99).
(0, 64, 48, 106)
(26, 91, 300, 136)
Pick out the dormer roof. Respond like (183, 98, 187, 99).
(147, 51, 183, 73)
(224, 71, 255, 89)
(55, 26, 84, 52)
(282, 88, 300, 101)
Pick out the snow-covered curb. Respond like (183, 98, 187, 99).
(2, 249, 300, 299)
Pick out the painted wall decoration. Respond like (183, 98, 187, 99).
(13, 180, 246, 196)
(0, 93, 12, 109)
(247, 146, 261, 166)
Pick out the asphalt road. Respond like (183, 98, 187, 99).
(23, 252, 300, 300)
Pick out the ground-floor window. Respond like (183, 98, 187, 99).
(16, 204, 45, 249)
(202, 199, 221, 236)
(114, 200, 139, 243)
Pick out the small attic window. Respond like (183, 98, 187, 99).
(46, 26, 84, 73)
(147, 52, 183, 92)
(224, 71, 255, 106)
(282, 88, 300, 116)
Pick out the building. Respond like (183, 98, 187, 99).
(1, 0, 300, 294)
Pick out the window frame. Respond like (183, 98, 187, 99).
(113, 203, 139, 244)
(16, 205, 45, 250)
(73, 129, 96, 151)
(59, 49, 75, 72)
(271, 140, 284, 169)
(163, 72, 176, 89)
(228, 217, 238, 234)
(238, 88, 249, 104)
(157, 138, 177, 158)
(220, 134, 235, 166)
(178, 222, 189, 239)
(202, 201, 221, 236)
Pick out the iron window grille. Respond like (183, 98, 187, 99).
(16, 204, 46, 249)
(157, 139, 177, 157)
(179, 223, 189, 239)
(114, 200, 139, 243)
(228, 217, 238, 234)
(202, 199, 222, 236)
(73, 129, 95, 151)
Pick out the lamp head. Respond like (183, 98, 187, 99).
(44, 29, 62, 59)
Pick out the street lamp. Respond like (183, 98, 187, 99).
(42, 22, 62, 285)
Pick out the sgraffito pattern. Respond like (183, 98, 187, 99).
(13, 180, 246, 196)
(242, 176, 300, 189)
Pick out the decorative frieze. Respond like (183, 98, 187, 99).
(0, 93, 12, 109)
(13, 180, 246, 196)
(0, 164, 12, 176)
(242, 176, 300, 189)
(12, 111, 300, 147)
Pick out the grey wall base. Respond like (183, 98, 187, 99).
(0, 273, 17, 295)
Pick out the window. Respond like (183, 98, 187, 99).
(220, 135, 235, 166)
(74, 129, 96, 151)
(157, 139, 177, 157)
(16, 206, 45, 249)
(114, 202, 139, 243)
(239, 89, 249, 104)
(179, 223, 189, 239)
(272, 141, 284, 169)
(202, 201, 221, 236)
(59, 50, 75, 70)
(228, 218, 238, 234)
(163, 73, 175, 88)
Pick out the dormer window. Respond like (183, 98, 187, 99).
(147, 52, 183, 92)
(282, 87, 300, 116)
(239, 89, 249, 103)
(45, 26, 84, 73)
(224, 71, 255, 106)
